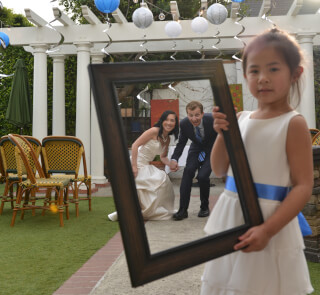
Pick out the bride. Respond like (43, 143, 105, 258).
(108, 110, 179, 221)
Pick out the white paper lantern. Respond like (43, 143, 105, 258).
(207, 3, 228, 25)
(165, 21, 182, 38)
(191, 17, 208, 34)
(132, 7, 154, 29)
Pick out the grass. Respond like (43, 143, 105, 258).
(309, 261, 320, 294)
(0, 193, 118, 295)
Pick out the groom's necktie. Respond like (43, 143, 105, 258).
(195, 126, 202, 143)
(195, 127, 205, 162)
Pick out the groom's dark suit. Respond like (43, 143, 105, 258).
(171, 113, 217, 213)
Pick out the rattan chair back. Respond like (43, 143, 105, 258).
(312, 131, 320, 146)
(8, 134, 44, 182)
(0, 136, 17, 175)
(41, 136, 86, 177)
(41, 136, 91, 216)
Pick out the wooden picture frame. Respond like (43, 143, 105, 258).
(88, 60, 263, 287)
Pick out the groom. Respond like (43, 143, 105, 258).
(170, 101, 217, 220)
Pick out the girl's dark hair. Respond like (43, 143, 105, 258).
(153, 110, 179, 140)
(242, 28, 304, 107)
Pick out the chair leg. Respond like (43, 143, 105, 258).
(88, 180, 92, 211)
(10, 184, 14, 209)
(0, 181, 10, 215)
(74, 182, 79, 217)
(21, 190, 30, 220)
(10, 186, 22, 227)
(10, 210, 18, 227)
(58, 189, 64, 227)
(42, 189, 52, 216)
(0, 197, 6, 215)
(64, 187, 69, 220)
(30, 189, 36, 216)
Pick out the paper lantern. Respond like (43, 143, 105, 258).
(132, 7, 154, 29)
(94, 0, 120, 14)
(165, 21, 182, 38)
(191, 17, 208, 34)
(207, 3, 228, 25)
(0, 32, 9, 49)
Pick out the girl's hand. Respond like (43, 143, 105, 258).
(234, 224, 272, 252)
(212, 106, 229, 134)
(132, 165, 138, 178)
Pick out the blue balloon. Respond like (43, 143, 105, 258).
(0, 32, 9, 48)
(94, 0, 120, 14)
(232, 0, 245, 2)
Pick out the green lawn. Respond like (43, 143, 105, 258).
(0, 195, 118, 295)
(309, 260, 320, 294)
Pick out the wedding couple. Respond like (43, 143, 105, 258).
(108, 101, 217, 222)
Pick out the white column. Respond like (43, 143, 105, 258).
(31, 44, 48, 141)
(90, 52, 107, 184)
(297, 33, 316, 128)
(51, 54, 66, 135)
(74, 42, 92, 173)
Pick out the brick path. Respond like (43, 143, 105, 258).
(53, 232, 123, 295)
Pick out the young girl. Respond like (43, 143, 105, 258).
(201, 28, 314, 295)
(108, 110, 179, 221)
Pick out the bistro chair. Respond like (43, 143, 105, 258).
(312, 131, 320, 146)
(0, 135, 41, 214)
(310, 128, 320, 142)
(41, 136, 92, 217)
(8, 134, 70, 227)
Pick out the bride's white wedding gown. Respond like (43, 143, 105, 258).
(109, 139, 175, 221)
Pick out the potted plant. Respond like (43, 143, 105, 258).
(149, 155, 165, 170)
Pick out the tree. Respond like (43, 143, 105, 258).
(0, 8, 33, 135)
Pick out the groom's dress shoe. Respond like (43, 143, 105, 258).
(173, 209, 188, 221)
(198, 208, 209, 217)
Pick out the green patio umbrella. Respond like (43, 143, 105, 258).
(6, 59, 32, 134)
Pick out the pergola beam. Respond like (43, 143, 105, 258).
(52, 7, 75, 26)
(259, 0, 272, 17)
(201, 0, 207, 18)
(24, 8, 48, 27)
(81, 5, 102, 25)
(170, 1, 180, 21)
(112, 8, 128, 23)
(5, 14, 320, 52)
(287, 0, 304, 16)
(230, 2, 240, 19)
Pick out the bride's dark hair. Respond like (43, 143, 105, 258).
(153, 110, 179, 140)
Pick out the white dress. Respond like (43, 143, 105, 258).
(135, 139, 175, 220)
(201, 111, 314, 295)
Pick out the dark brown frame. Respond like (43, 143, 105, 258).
(88, 60, 263, 287)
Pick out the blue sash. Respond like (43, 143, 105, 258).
(225, 176, 312, 236)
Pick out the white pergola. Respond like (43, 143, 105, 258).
(1, 0, 320, 184)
